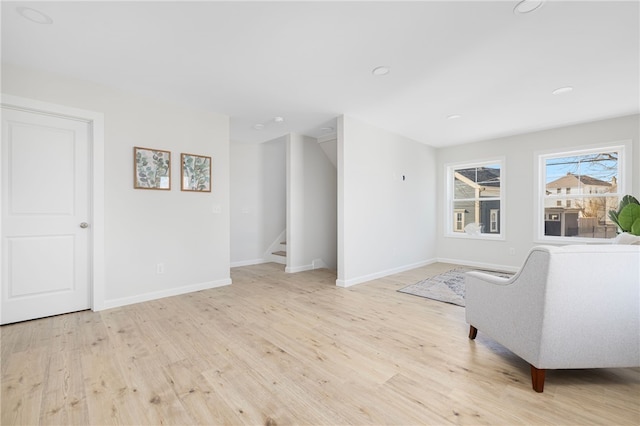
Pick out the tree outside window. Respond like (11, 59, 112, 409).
(540, 148, 622, 240)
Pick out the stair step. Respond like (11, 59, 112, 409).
(272, 251, 287, 257)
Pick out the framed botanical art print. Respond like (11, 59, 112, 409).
(134, 147, 171, 190)
(181, 153, 212, 192)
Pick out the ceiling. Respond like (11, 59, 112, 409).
(2, 1, 638, 147)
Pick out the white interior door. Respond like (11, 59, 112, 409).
(1, 107, 91, 324)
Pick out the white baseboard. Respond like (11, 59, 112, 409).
(285, 264, 313, 273)
(336, 258, 437, 287)
(103, 278, 232, 310)
(285, 258, 332, 273)
(436, 257, 519, 273)
(230, 258, 268, 268)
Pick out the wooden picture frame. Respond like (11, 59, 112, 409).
(134, 147, 171, 190)
(181, 153, 212, 192)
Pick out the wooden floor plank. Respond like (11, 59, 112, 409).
(1, 348, 49, 425)
(1, 262, 639, 425)
(162, 358, 246, 425)
(38, 350, 89, 425)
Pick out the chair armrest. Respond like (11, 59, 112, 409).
(465, 249, 551, 365)
(465, 271, 512, 286)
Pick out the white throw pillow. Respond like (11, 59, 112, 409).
(464, 223, 482, 236)
(611, 232, 640, 245)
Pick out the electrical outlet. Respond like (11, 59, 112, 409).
(156, 263, 165, 274)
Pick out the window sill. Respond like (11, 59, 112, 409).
(446, 232, 505, 241)
(534, 236, 615, 245)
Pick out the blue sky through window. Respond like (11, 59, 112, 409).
(545, 152, 618, 184)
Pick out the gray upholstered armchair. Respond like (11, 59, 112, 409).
(465, 245, 640, 392)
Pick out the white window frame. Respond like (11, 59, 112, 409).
(445, 158, 505, 240)
(534, 141, 631, 244)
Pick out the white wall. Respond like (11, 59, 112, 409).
(286, 133, 337, 272)
(338, 116, 437, 287)
(303, 135, 337, 271)
(230, 137, 286, 266)
(261, 137, 287, 256)
(2, 64, 231, 308)
(318, 137, 337, 167)
(436, 114, 640, 269)
(230, 143, 263, 264)
(286, 134, 305, 271)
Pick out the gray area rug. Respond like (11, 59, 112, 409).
(398, 267, 514, 307)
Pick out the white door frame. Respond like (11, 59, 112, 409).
(1, 94, 106, 314)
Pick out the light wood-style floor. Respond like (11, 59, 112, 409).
(2, 262, 639, 425)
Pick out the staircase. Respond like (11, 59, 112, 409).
(264, 230, 287, 265)
(271, 240, 287, 265)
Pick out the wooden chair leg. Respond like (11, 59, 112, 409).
(531, 365, 545, 393)
(468, 325, 478, 340)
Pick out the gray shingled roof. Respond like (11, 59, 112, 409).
(546, 173, 612, 188)
(456, 167, 500, 187)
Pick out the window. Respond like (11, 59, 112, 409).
(490, 209, 499, 232)
(537, 144, 625, 241)
(447, 159, 503, 238)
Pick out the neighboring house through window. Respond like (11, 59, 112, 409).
(454, 210, 465, 232)
(537, 143, 627, 241)
(446, 159, 504, 238)
(490, 209, 499, 232)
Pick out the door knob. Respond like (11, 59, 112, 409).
(80, 222, 89, 229)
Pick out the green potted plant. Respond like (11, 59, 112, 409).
(609, 195, 640, 240)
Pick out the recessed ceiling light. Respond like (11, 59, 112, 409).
(513, 0, 544, 15)
(552, 86, 574, 95)
(16, 7, 53, 24)
(372, 66, 390, 76)
(253, 124, 265, 130)
(320, 127, 334, 132)
(274, 116, 285, 123)
(447, 114, 462, 120)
